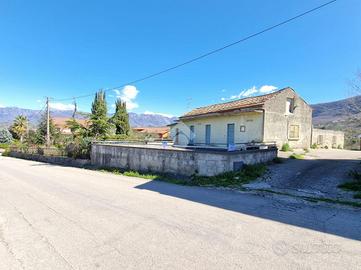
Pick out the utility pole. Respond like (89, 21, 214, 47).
(46, 97, 50, 147)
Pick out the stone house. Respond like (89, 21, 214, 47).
(312, 128, 344, 149)
(171, 87, 343, 149)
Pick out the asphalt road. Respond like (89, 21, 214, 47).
(0, 156, 361, 270)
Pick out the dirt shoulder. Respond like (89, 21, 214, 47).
(246, 149, 361, 202)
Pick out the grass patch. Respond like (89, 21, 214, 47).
(99, 164, 267, 188)
(354, 192, 361, 199)
(289, 153, 305, 160)
(190, 164, 267, 188)
(99, 167, 188, 185)
(281, 143, 292, 152)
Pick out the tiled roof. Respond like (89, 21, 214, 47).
(133, 127, 170, 134)
(181, 87, 290, 118)
(53, 117, 89, 128)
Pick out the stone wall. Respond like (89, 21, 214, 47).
(91, 143, 277, 177)
(7, 151, 91, 167)
(312, 129, 344, 149)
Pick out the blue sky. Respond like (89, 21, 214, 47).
(0, 0, 360, 116)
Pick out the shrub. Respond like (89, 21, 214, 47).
(310, 143, 318, 149)
(65, 137, 92, 159)
(303, 148, 309, 153)
(0, 128, 13, 144)
(281, 143, 291, 152)
(0, 143, 10, 150)
(354, 193, 361, 199)
(324, 145, 328, 149)
(337, 145, 342, 149)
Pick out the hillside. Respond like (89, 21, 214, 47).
(0, 107, 177, 128)
(312, 95, 361, 125)
(311, 95, 361, 149)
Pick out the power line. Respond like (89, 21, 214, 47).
(52, 0, 337, 102)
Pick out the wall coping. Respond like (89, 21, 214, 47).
(92, 143, 277, 156)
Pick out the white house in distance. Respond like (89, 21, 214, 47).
(170, 87, 344, 150)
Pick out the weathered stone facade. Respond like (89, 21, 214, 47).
(312, 129, 344, 149)
(91, 143, 277, 177)
(263, 88, 313, 149)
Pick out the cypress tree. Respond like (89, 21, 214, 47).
(89, 90, 110, 138)
(111, 98, 130, 135)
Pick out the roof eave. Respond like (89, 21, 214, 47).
(179, 105, 264, 120)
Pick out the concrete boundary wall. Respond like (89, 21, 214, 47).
(7, 151, 91, 168)
(91, 144, 277, 177)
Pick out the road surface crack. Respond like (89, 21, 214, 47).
(11, 205, 76, 270)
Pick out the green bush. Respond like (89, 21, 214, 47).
(311, 143, 318, 149)
(0, 128, 13, 144)
(354, 193, 361, 199)
(281, 143, 291, 152)
(290, 153, 304, 160)
(65, 137, 92, 159)
(0, 143, 10, 150)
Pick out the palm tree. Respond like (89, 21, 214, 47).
(11, 115, 28, 142)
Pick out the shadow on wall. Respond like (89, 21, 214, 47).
(134, 158, 361, 242)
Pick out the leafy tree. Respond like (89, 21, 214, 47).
(89, 90, 110, 138)
(65, 118, 89, 138)
(36, 111, 59, 145)
(111, 98, 130, 135)
(10, 115, 28, 142)
(0, 128, 13, 143)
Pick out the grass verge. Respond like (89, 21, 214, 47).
(190, 164, 267, 188)
(99, 164, 267, 188)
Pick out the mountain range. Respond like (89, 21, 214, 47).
(1, 95, 360, 145)
(0, 107, 178, 128)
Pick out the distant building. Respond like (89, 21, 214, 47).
(53, 117, 88, 135)
(170, 87, 344, 149)
(132, 127, 170, 139)
(312, 129, 344, 149)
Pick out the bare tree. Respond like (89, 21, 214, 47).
(347, 71, 361, 119)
